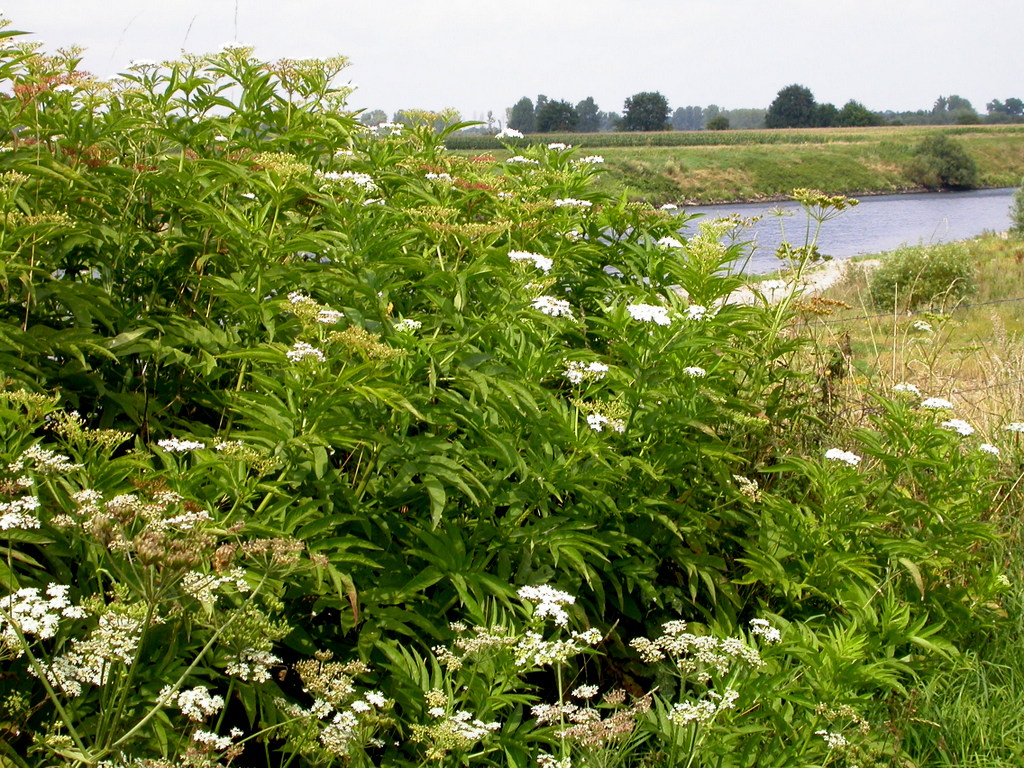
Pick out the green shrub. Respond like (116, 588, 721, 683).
(1010, 177, 1024, 236)
(867, 242, 977, 310)
(909, 133, 979, 189)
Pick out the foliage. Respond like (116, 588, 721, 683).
(1011, 177, 1024, 236)
(867, 242, 977, 311)
(575, 97, 600, 133)
(507, 96, 536, 133)
(909, 133, 980, 189)
(671, 105, 704, 132)
(765, 84, 817, 129)
(706, 116, 730, 131)
(0, 20, 1018, 768)
(619, 91, 671, 132)
(535, 99, 578, 133)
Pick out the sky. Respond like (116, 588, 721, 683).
(5, 0, 1022, 124)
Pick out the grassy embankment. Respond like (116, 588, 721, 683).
(449, 124, 1024, 204)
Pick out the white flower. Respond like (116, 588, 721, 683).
(157, 437, 206, 453)
(657, 236, 684, 249)
(531, 296, 574, 318)
(425, 172, 452, 181)
(577, 155, 604, 165)
(563, 360, 609, 384)
(749, 618, 781, 644)
(626, 303, 671, 325)
(194, 730, 233, 750)
(815, 730, 849, 749)
(824, 448, 861, 466)
(495, 127, 523, 139)
(920, 397, 954, 409)
(553, 198, 592, 208)
(571, 684, 600, 699)
(685, 304, 709, 321)
(980, 443, 1000, 455)
(518, 585, 576, 626)
(892, 382, 921, 396)
(509, 250, 553, 273)
(912, 320, 933, 332)
(682, 366, 706, 378)
(507, 155, 539, 165)
(176, 687, 225, 721)
(660, 203, 679, 211)
(1005, 422, 1024, 433)
(547, 142, 570, 150)
(316, 309, 344, 324)
(393, 318, 422, 332)
(587, 413, 609, 432)
(940, 418, 974, 436)
(286, 341, 325, 363)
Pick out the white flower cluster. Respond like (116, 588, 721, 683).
(892, 382, 921, 396)
(537, 754, 573, 768)
(173, 686, 225, 721)
(518, 584, 576, 626)
(547, 143, 570, 150)
(428, 707, 502, 741)
(626, 303, 671, 326)
(563, 360, 609, 384)
(576, 155, 604, 165)
(37, 611, 146, 696)
(275, 687, 390, 756)
(532, 296, 574, 318)
(824, 448, 861, 466)
(369, 121, 404, 135)
(287, 341, 326, 363)
(657, 236, 684, 249)
(320, 170, 377, 191)
(1005, 422, 1024, 433)
(193, 728, 243, 751)
(317, 308, 344, 324)
(181, 567, 250, 604)
(514, 628, 603, 668)
(660, 203, 679, 211)
(0, 493, 40, 531)
(495, 127, 524, 139)
(749, 618, 781, 644)
(393, 318, 422, 332)
(668, 687, 739, 726)
(630, 620, 766, 682)
(682, 366, 706, 378)
(507, 155, 539, 165)
(425, 172, 453, 181)
(940, 418, 975, 436)
(553, 198, 592, 208)
(920, 397, 953, 409)
(16, 445, 83, 475)
(912, 320, 933, 332)
(156, 437, 206, 453)
(587, 413, 626, 433)
(815, 730, 849, 749)
(980, 443, 1000, 455)
(685, 304, 709, 321)
(509, 250, 553, 273)
(225, 647, 282, 682)
(0, 584, 87, 653)
(571, 684, 600, 700)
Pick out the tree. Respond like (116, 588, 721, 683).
(765, 84, 816, 128)
(619, 91, 670, 132)
(597, 111, 620, 133)
(706, 115, 730, 131)
(837, 100, 881, 127)
(358, 109, 388, 126)
(671, 105, 703, 131)
(910, 133, 978, 189)
(535, 100, 578, 132)
(575, 97, 600, 133)
(813, 102, 838, 127)
(1011, 177, 1024, 236)
(931, 94, 977, 125)
(507, 97, 535, 133)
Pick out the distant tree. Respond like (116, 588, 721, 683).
(671, 105, 704, 131)
(575, 97, 601, 132)
(359, 109, 388, 126)
(765, 84, 817, 128)
(507, 97, 535, 133)
(723, 108, 767, 129)
(597, 111, 620, 133)
(619, 91, 671, 132)
(813, 102, 838, 127)
(1007, 98, 1024, 117)
(931, 94, 977, 125)
(706, 115, 730, 131)
(837, 99, 881, 127)
(535, 100, 578, 132)
(910, 133, 978, 190)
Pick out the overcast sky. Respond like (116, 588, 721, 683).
(6, 1, 1022, 123)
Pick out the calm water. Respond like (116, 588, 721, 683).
(679, 187, 1016, 274)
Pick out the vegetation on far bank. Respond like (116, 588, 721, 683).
(451, 125, 1024, 204)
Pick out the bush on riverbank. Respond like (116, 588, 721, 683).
(0, 23, 1021, 767)
(866, 241, 977, 311)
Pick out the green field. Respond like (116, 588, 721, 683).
(452, 125, 1024, 204)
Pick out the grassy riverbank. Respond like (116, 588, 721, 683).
(453, 125, 1024, 204)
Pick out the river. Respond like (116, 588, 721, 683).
(679, 187, 1017, 274)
